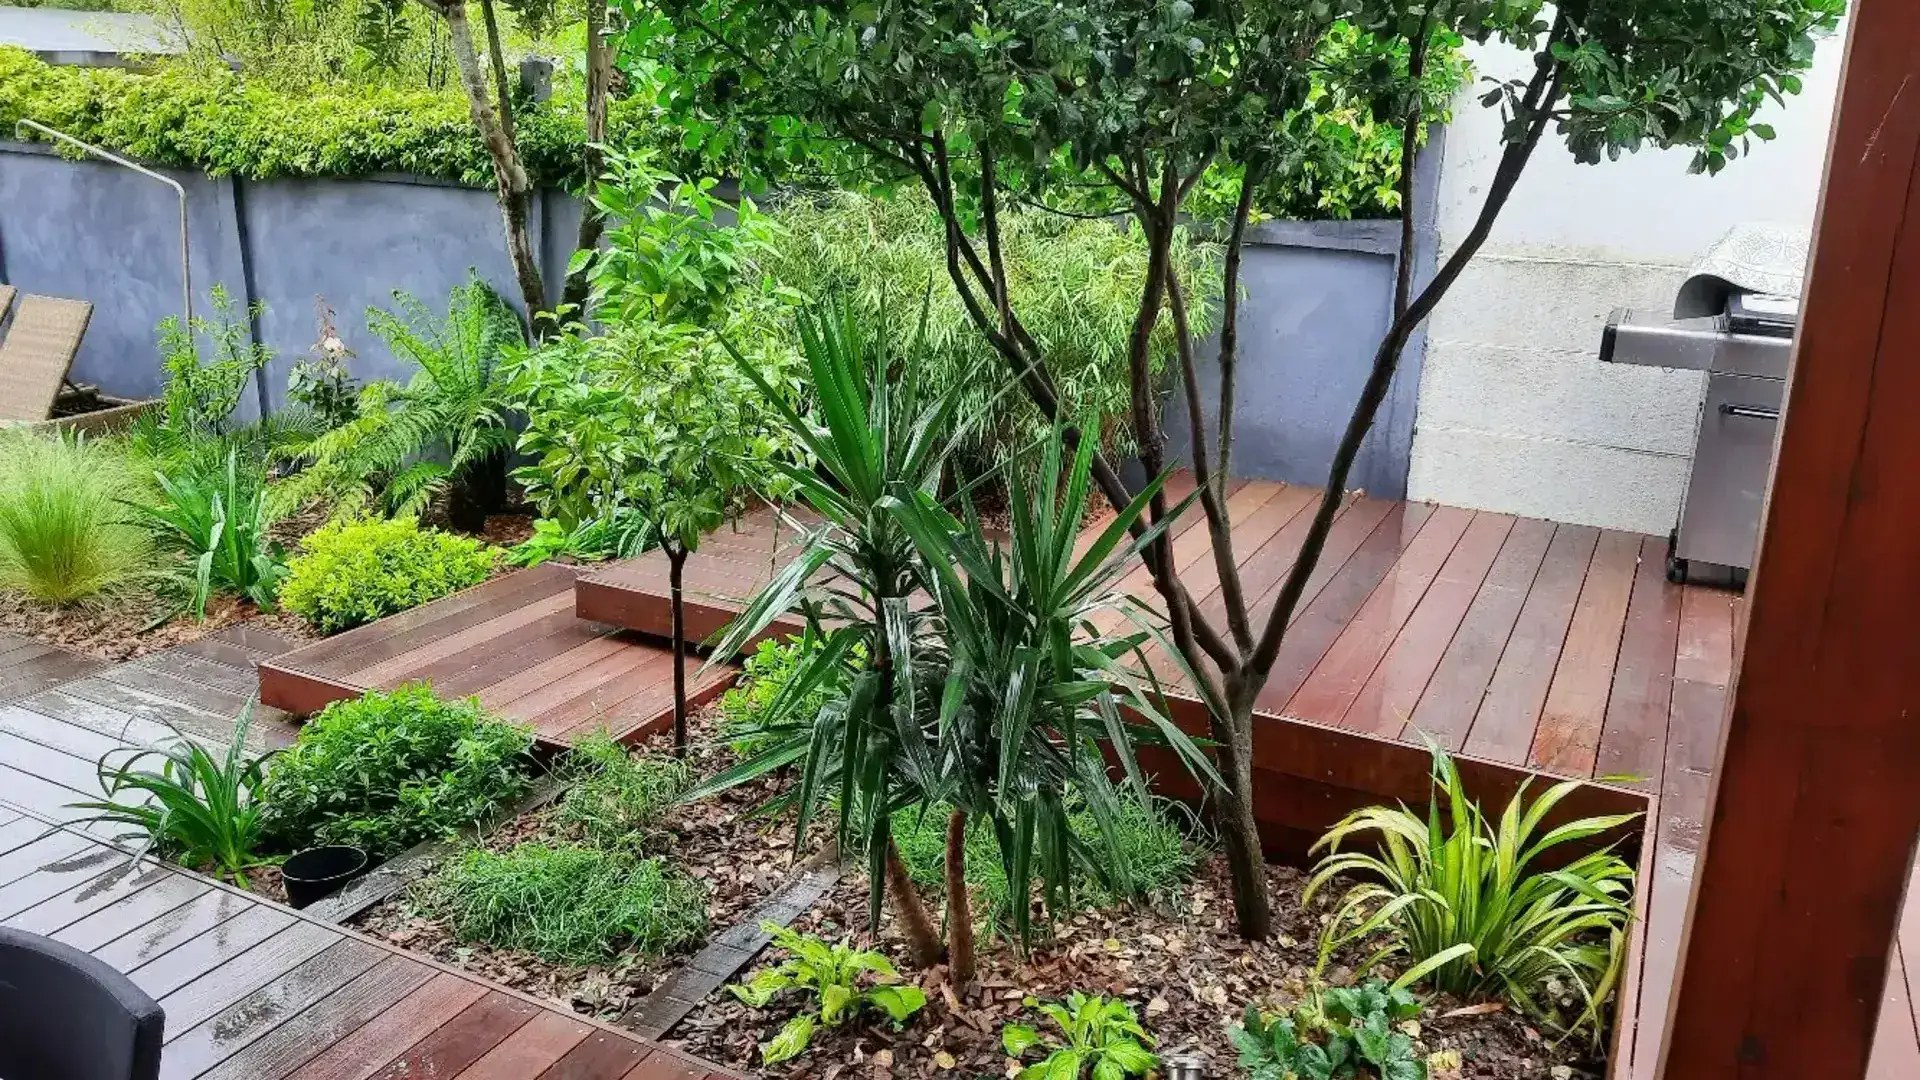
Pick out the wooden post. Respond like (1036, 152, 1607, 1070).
(1661, 4, 1920, 1078)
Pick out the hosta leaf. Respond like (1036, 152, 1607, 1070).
(864, 984, 927, 1024)
(761, 1012, 816, 1064)
(1003, 1023, 1042, 1057)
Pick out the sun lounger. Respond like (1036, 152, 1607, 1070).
(0, 295, 91, 424)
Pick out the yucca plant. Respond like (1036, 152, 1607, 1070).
(884, 427, 1214, 975)
(71, 705, 274, 887)
(690, 294, 966, 971)
(276, 274, 522, 529)
(0, 432, 150, 605)
(1305, 742, 1640, 1046)
(137, 447, 286, 618)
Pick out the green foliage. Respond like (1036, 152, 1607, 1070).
(1306, 743, 1639, 1046)
(715, 635, 846, 755)
(511, 153, 801, 537)
(503, 513, 649, 567)
(0, 432, 150, 605)
(258, 683, 535, 858)
(418, 841, 707, 964)
(891, 798, 1198, 933)
(1231, 981, 1427, 1080)
(289, 303, 362, 430)
(136, 448, 286, 618)
(279, 516, 498, 634)
(729, 922, 928, 1064)
(280, 276, 523, 521)
(554, 732, 694, 849)
(763, 191, 1216, 470)
(71, 707, 272, 887)
(1001, 993, 1157, 1080)
(156, 285, 272, 438)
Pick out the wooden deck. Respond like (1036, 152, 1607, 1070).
(258, 563, 735, 750)
(0, 800, 737, 1080)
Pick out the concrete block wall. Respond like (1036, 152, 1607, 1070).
(1408, 31, 1844, 535)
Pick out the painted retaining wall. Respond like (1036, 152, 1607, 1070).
(0, 139, 1426, 494)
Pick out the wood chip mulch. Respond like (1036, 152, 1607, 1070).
(0, 592, 282, 662)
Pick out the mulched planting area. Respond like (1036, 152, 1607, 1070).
(669, 857, 1603, 1080)
(351, 703, 824, 1021)
(0, 593, 296, 662)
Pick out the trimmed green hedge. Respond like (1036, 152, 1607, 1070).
(0, 46, 647, 188)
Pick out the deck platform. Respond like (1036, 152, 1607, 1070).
(0, 800, 736, 1080)
(257, 563, 734, 749)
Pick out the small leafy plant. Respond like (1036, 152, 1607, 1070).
(728, 923, 928, 1064)
(279, 516, 498, 633)
(1002, 993, 1157, 1080)
(257, 683, 533, 858)
(1231, 981, 1427, 1080)
(418, 841, 707, 964)
(71, 706, 273, 887)
(1306, 743, 1639, 1045)
(553, 732, 692, 848)
(137, 448, 287, 618)
(714, 635, 849, 755)
(156, 285, 271, 438)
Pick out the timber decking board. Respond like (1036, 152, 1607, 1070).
(0, 801, 740, 1080)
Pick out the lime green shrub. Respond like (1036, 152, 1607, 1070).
(418, 842, 707, 964)
(729, 922, 928, 1064)
(0, 432, 150, 605)
(279, 517, 498, 633)
(258, 683, 534, 857)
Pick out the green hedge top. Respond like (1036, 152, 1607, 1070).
(0, 46, 642, 188)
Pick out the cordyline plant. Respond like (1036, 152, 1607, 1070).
(635, 0, 1843, 938)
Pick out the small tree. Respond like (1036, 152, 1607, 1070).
(637, 0, 1844, 938)
(509, 150, 800, 750)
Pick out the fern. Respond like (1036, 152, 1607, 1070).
(274, 275, 523, 522)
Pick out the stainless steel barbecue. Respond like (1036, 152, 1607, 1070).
(1598, 225, 1807, 586)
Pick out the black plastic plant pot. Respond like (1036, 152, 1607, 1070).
(281, 845, 369, 909)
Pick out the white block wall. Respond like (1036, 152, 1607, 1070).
(1407, 31, 1845, 534)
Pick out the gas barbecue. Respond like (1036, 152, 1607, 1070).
(1598, 224, 1807, 586)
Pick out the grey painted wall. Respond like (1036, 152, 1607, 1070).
(0, 139, 1426, 492)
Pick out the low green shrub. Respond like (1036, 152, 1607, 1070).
(554, 732, 693, 848)
(892, 798, 1200, 932)
(0, 432, 150, 605)
(1002, 993, 1157, 1080)
(715, 635, 847, 755)
(257, 683, 534, 858)
(72, 707, 272, 887)
(729, 922, 928, 1064)
(1231, 981, 1428, 1080)
(156, 285, 272, 438)
(418, 841, 707, 964)
(279, 517, 499, 633)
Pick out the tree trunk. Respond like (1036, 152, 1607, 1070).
(668, 543, 688, 755)
(560, 0, 611, 316)
(432, 0, 547, 318)
(885, 837, 944, 969)
(445, 448, 507, 533)
(1213, 684, 1272, 939)
(945, 807, 975, 991)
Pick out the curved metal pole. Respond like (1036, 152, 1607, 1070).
(13, 118, 192, 327)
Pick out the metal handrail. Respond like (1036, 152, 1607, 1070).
(12, 119, 192, 326)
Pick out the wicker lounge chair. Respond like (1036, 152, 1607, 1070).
(0, 284, 15, 322)
(0, 294, 92, 424)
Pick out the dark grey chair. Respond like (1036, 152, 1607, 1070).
(0, 925, 163, 1080)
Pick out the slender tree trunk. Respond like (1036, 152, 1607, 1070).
(1212, 682, 1271, 939)
(885, 838, 944, 969)
(561, 0, 612, 316)
(430, 0, 547, 317)
(668, 543, 688, 755)
(945, 807, 975, 991)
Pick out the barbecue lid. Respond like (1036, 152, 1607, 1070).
(1673, 222, 1810, 325)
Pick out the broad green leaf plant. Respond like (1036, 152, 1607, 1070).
(1001, 993, 1157, 1080)
(1231, 981, 1427, 1080)
(1305, 743, 1639, 1046)
(728, 922, 928, 1065)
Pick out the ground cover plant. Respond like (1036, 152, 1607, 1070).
(417, 841, 707, 963)
(639, 0, 1846, 941)
(0, 432, 151, 606)
(728, 923, 928, 1064)
(1232, 981, 1428, 1080)
(1307, 745, 1639, 1045)
(73, 707, 274, 887)
(257, 683, 534, 857)
(279, 516, 498, 633)
(553, 731, 693, 848)
(1002, 993, 1158, 1080)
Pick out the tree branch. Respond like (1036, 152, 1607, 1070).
(1215, 154, 1263, 497)
(478, 0, 515, 143)
(1168, 268, 1252, 652)
(1393, 12, 1435, 319)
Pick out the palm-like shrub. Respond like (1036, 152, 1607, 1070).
(137, 448, 286, 618)
(1305, 743, 1640, 1045)
(278, 275, 523, 528)
(0, 432, 149, 605)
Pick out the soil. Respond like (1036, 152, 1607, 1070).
(478, 513, 536, 550)
(0, 592, 282, 662)
(349, 701, 825, 1022)
(668, 860, 1602, 1080)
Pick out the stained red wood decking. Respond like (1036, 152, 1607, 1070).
(0, 801, 737, 1080)
(257, 564, 734, 749)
